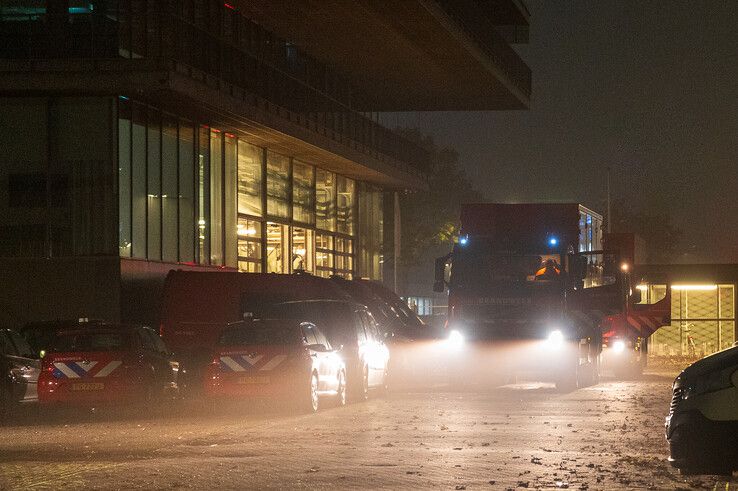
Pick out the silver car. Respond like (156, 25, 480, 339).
(1, 329, 40, 421)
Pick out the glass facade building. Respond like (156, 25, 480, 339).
(116, 96, 383, 280)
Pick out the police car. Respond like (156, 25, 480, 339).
(666, 343, 738, 474)
(204, 319, 346, 412)
(38, 325, 178, 407)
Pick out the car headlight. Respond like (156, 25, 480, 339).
(683, 368, 736, 399)
(447, 329, 464, 350)
(612, 340, 626, 354)
(547, 329, 564, 349)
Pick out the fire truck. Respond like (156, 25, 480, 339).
(434, 203, 669, 390)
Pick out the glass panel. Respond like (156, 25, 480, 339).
(118, 98, 132, 257)
(292, 160, 314, 225)
(357, 184, 383, 280)
(315, 233, 333, 278)
(291, 227, 314, 273)
(266, 222, 288, 273)
(197, 125, 209, 264)
(224, 134, 238, 267)
(237, 140, 262, 217)
(131, 102, 146, 259)
(178, 120, 195, 262)
(147, 107, 161, 260)
(337, 175, 355, 235)
(334, 236, 353, 279)
(161, 113, 178, 262)
(237, 216, 262, 272)
(210, 129, 223, 265)
(719, 285, 735, 319)
(316, 168, 335, 231)
(266, 151, 289, 218)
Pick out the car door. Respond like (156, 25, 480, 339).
(313, 326, 338, 393)
(359, 310, 387, 387)
(2, 331, 40, 402)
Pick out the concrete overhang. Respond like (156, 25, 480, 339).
(0, 59, 427, 190)
(231, 0, 531, 111)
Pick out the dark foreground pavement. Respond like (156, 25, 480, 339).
(1, 374, 736, 489)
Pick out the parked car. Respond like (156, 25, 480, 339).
(160, 271, 350, 394)
(0, 329, 40, 421)
(330, 278, 430, 340)
(38, 325, 178, 407)
(264, 300, 389, 401)
(666, 344, 738, 474)
(204, 319, 345, 412)
(20, 318, 107, 358)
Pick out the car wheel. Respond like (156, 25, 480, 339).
(308, 373, 320, 412)
(336, 371, 347, 406)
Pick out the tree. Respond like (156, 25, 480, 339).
(396, 129, 484, 266)
(608, 198, 682, 263)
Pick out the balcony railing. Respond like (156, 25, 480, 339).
(0, 2, 430, 178)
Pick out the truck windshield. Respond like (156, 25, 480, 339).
(451, 250, 561, 289)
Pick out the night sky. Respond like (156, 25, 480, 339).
(384, 1, 738, 264)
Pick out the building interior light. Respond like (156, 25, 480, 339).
(635, 284, 648, 291)
(671, 284, 718, 291)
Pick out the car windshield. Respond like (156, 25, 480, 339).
(218, 326, 299, 346)
(52, 332, 128, 353)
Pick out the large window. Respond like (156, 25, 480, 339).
(337, 175, 355, 236)
(316, 233, 334, 278)
(292, 160, 314, 225)
(131, 102, 147, 258)
(237, 141, 262, 217)
(291, 227, 314, 273)
(178, 120, 195, 262)
(266, 151, 289, 218)
(197, 125, 210, 264)
(335, 237, 353, 279)
(357, 184, 383, 280)
(210, 129, 223, 265)
(147, 107, 161, 260)
(224, 133, 238, 267)
(238, 217, 262, 272)
(266, 222, 289, 273)
(161, 113, 178, 262)
(316, 169, 335, 231)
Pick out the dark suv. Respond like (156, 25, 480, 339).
(264, 300, 389, 401)
(1, 329, 40, 421)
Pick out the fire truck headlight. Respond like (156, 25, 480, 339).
(612, 340, 626, 354)
(447, 329, 464, 350)
(547, 329, 564, 349)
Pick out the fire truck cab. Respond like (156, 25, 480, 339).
(435, 203, 634, 390)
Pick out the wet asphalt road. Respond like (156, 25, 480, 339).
(1, 373, 736, 490)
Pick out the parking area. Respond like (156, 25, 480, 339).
(1, 374, 735, 490)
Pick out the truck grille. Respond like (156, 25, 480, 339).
(670, 387, 683, 414)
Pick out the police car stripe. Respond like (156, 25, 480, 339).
(220, 356, 247, 372)
(94, 360, 122, 378)
(241, 354, 263, 366)
(53, 362, 81, 379)
(74, 361, 98, 372)
(259, 355, 287, 371)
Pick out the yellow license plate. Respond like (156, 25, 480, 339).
(237, 376, 270, 385)
(71, 382, 105, 391)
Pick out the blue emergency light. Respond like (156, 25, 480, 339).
(459, 235, 469, 246)
(548, 237, 558, 247)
